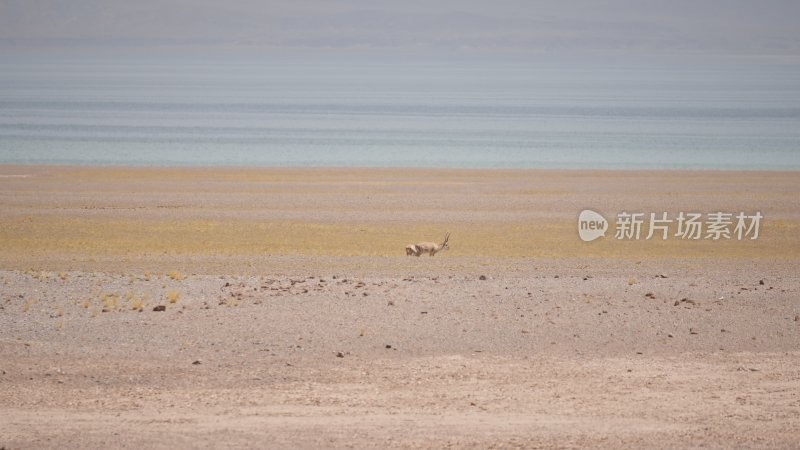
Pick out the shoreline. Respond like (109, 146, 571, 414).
(3, 163, 800, 174)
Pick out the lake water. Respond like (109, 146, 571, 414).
(1, 60, 798, 170)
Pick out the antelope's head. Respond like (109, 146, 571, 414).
(441, 232, 450, 251)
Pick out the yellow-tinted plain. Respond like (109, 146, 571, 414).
(1, 166, 798, 273)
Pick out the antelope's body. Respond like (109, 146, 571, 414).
(410, 233, 450, 257)
(405, 244, 419, 256)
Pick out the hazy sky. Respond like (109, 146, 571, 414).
(1, 0, 798, 62)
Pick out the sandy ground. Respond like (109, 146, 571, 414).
(1, 166, 799, 449)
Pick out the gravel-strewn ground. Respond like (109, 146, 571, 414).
(2, 263, 798, 449)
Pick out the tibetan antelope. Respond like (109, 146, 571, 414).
(405, 244, 419, 256)
(412, 233, 450, 257)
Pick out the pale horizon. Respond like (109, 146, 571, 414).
(1, 0, 799, 64)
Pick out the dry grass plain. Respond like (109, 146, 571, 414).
(1, 165, 799, 448)
(1, 166, 798, 271)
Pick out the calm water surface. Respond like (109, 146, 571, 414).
(1, 60, 798, 169)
